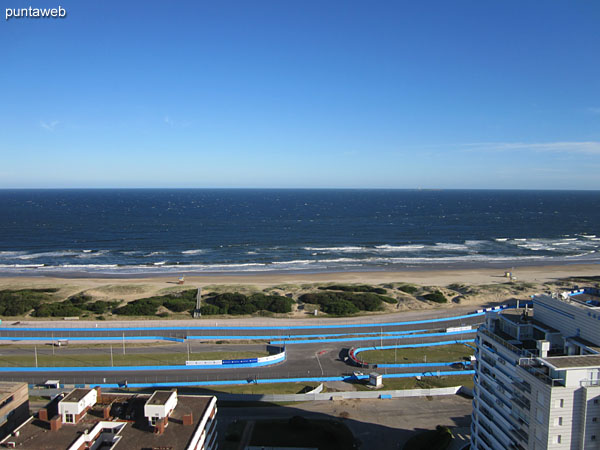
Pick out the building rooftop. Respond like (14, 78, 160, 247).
(117, 395, 212, 450)
(146, 389, 175, 406)
(61, 388, 93, 404)
(541, 354, 600, 370)
(0, 381, 27, 399)
(4, 393, 214, 450)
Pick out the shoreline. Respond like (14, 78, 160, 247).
(0, 263, 597, 287)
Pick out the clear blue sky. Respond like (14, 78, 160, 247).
(1, 1, 599, 189)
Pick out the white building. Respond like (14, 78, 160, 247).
(471, 288, 600, 450)
(58, 388, 98, 424)
(144, 389, 178, 428)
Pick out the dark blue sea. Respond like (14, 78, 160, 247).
(0, 189, 599, 275)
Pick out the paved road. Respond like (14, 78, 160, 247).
(0, 315, 481, 340)
(0, 334, 476, 385)
(0, 306, 487, 385)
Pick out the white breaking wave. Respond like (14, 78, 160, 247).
(181, 249, 205, 255)
(56, 264, 119, 269)
(16, 250, 80, 260)
(375, 244, 425, 251)
(432, 243, 469, 251)
(0, 251, 28, 257)
(303, 246, 366, 252)
(0, 264, 45, 268)
(77, 250, 109, 258)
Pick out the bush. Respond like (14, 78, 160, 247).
(163, 298, 195, 312)
(379, 295, 397, 304)
(0, 289, 55, 316)
(299, 291, 385, 315)
(33, 303, 82, 317)
(423, 291, 447, 303)
(199, 304, 220, 315)
(113, 298, 162, 316)
(201, 292, 294, 316)
(397, 284, 418, 294)
(318, 284, 387, 294)
(66, 293, 93, 306)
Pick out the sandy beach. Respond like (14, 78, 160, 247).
(0, 263, 597, 303)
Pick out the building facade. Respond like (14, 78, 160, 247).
(471, 288, 600, 450)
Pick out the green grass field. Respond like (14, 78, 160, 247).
(357, 343, 473, 364)
(0, 350, 268, 367)
(351, 374, 474, 391)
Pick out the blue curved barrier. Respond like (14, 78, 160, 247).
(352, 338, 475, 355)
(0, 311, 486, 333)
(86, 370, 476, 389)
(377, 361, 469, 368)
(270, 329, 476, 345)
(0, 328, 475, 344)
(0, 351, 285, 373)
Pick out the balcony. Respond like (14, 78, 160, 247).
(476, 406, 515, 449)
(511, 426, 529, 445)
(512, 394, 530, 412)
(480, 327, 532, 357)
(512, 379, 531, 394)
(518, 359, 565, 387)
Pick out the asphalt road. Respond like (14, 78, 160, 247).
(0, 334, 476, 385)
(0, 307, 484, 385)
(0, 315, 481, 340)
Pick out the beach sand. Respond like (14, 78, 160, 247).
(0, 263, 597, 301)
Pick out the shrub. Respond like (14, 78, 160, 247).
(33, 303, 82, 317)
(202, 292, 294, 315)
(66, 293, 93, 306)
(423, 291, 447, 303)
(299, 291, 387, 315)
(397, 284, 418, 294)
(318, 284, 387, 294)
(0, 289, 55, 316)
(113, 298, 162, 316)
(163, 298, 195, 312)
(199, 304, 220, 315)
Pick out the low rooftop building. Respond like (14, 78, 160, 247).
(0, 381, 29, 441)
(1, 389, 217, 450)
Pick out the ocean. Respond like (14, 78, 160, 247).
(0, 189, 599, 275)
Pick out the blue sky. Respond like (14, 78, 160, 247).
(1, 1, 599, 189)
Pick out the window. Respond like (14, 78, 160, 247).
(554, 435, 562, 444)
(537, 391, 545, 406)
(593, 417, 598, 423)
(594, 399, 599, 405)
(536, 409, 544, 424)
(65, 413, 74, 423)
(554, 417, 563, 426)
(592, 435, 596, 441)
(555, 398, 564, 408)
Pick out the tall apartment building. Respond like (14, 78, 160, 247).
(471, 287, 600, 450)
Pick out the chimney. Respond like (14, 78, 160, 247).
(183, 413, 193, 426)
(50, 415, 62, 432)
(537, 340, 550, 358)
(38, 408, 48, 422)
(95, 386, 102, 403)
(154, 420, 165, 435)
